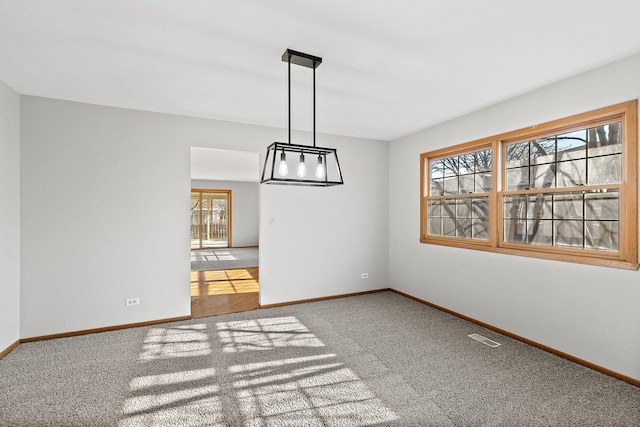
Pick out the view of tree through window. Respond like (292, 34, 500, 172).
(427, 149, 491, 240)
(504, 122, 621, 251)
(191, 190, 231, 249)
(420, 101, 637, 269)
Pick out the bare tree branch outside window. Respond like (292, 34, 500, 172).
(503, 122, 621, 251)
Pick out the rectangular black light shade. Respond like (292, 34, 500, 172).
(261, 142, 344, 186)
(282, 49, 322, 69)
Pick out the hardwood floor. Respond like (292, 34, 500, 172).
(190, 267, 259, 318)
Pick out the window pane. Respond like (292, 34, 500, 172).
(530, 163, 555, 189)
(585, 191, 618, 220)
(556, 159, 586, 187)
(527, 194, 552, 219)
(443, 157, 458, 176)
(554, 194, 583, 219)
(503, 195, 527, 220)
(472, 198, 489, 219)
(504, 220, 527, 243)
(557, 129, 587, 160)
(475, 149, 492, 172)
(456, 218, 472, 238)
(443, 176, 459, 195)
(428, 200, 442, 217)
(555, 220, 583, 248)
(504, 218, 552, 245)
(442, 217, 455, 236)
(588, 154, 621, 185)
(429, 217, 442, 236)
(585, 221, 618, 251)
(475, 172, 492, 193)
(430, 159, 444, 196)
(431, 178, 444, 196)
(456, 199, 471, 218)
(472, 218, 489, 239)
(444, 200, 456, 218)
(530, 137, 555, 165)
(458, 153, 474, 174)
(430, 159, 444, 178)
(506, 168, 529, 191)
(506, 142, 529, 168)
(459, 174, 474, 194)
(587, 122, 621, 155)
(587, 122, 622, 186)
(528, 220, 553, 246)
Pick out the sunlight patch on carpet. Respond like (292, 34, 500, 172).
(138, 324, 211, 361)
(120, 383, 223, 427)
(122, 316, 397, 425)
(216, 316, 325, 352)
(231, 347, 397, 424)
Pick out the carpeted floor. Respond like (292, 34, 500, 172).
(191, 247, 259, 271)
(1, 291, 639, 426)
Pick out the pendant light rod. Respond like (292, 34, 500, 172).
(281, 49, 322, 146)
(288, 54, 291, 145)
(313, 65, 316, 147)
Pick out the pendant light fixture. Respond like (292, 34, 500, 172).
(261, 49, 344, 186)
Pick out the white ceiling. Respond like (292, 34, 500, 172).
(191, 147, 259, 182)
(1, 1, 640, 141)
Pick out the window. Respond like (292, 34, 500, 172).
(420, 101, 638, 269)
(426, 145, 494, 242)
(191, 189, 232, 249)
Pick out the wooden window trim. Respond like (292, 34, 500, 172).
(420, 100, 638, 270)
(420, 138, 498, 247)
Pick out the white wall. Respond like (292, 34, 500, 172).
(0, 80, 20, 352)
(260, 131, 389, 305)
(191, 179, 259, 247)
(20, 96, 389, 337)
(389, 53, 640, 381)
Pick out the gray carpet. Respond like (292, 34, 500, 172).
(1, 292, 639, 426)
(191, 247, 259, 271)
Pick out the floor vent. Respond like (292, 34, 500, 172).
(468, 333, 501, 347)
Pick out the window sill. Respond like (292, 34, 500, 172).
(420, 238, 639, 270)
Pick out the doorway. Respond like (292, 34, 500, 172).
(190, 147, 260, 318)
(190, 189, 231, 249)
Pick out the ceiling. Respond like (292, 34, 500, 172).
(191, 147, 259, 182)
(1, 1, 640, 141)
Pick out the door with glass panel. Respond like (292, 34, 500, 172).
(190, 190, 231, 249)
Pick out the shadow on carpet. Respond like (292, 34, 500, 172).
(1, 292, 639, 426)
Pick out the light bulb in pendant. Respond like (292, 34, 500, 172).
(297, 153, 307, 178)
(278, 151, 288, 177)
(315, 155, 325, 179)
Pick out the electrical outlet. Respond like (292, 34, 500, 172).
(361, 273, 369, 279)
(126, 298, 140, 306)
